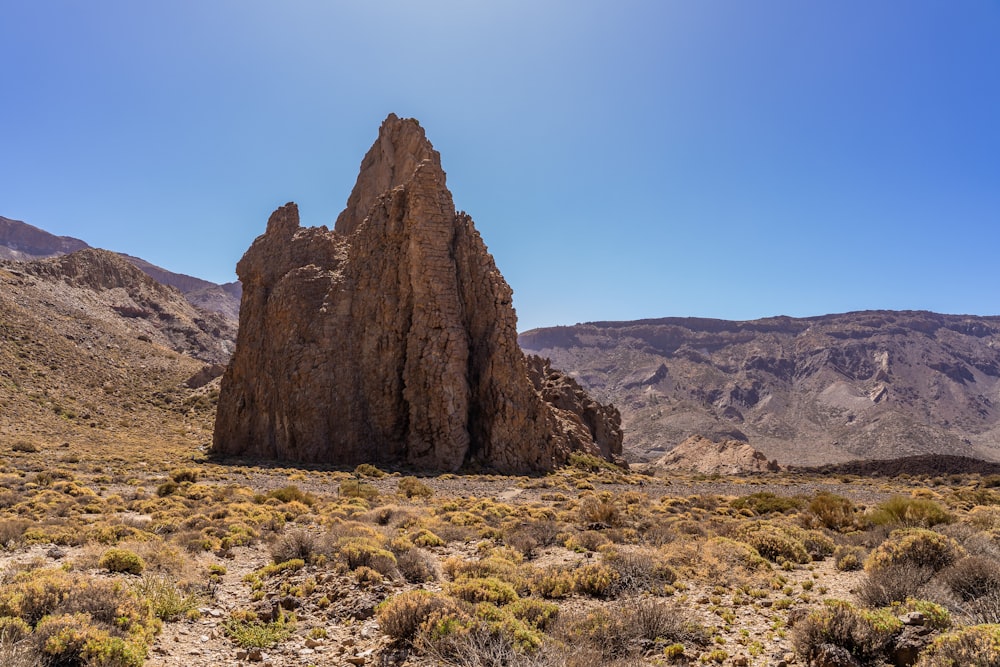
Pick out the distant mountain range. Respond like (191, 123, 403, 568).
(0, 215, 240, 322)
(520, 311, 1000, 466)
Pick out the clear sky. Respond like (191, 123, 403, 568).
(3, 2, 998, 331)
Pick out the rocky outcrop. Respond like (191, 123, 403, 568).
(648, 435, 780, 475)
(213, 114, 621, 472)
(526, 356, 623, 464)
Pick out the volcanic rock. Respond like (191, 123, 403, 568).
(212, 114, 621, 472)
(648, 434, 780, 475)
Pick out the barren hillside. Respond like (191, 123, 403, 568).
(0, 214, 241, 323)
(520, 311, 1000, 466)
(0, 250, 229, 452)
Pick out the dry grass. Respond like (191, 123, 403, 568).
(3, 396, 1000, 667)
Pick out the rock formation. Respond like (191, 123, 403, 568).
(212, 114, 622, 472)
(647, 435, 780, 475)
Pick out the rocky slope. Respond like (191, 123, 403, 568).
(0, 254, 219, 452)
(121, 254, 242, 322)
(5, 249, 236, 363)
(0, 215, 241, 322)
(214, 114, 622, 472)
(519, 311, 1000, 466)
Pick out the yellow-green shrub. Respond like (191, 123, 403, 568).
(703, 536, 770, 573)
(222, 609, 293, 649)
(351, 463, 384, 478)
(0, 569, 158, 666)
(333, 537, 397, 575)
(808, 492, 857, 531)
(377, 590, 462, 641)
(915, 624, 1000, 666)
(530, 568, 576, 599)
(398, 476, 433, 498)
(448, 577, 519, 606)
(572, 563, 620, 598)
(99, 548, 146, 575)
(734, 523, 810, 564)
(869, 496, 952, 528)
(506, 598, 559, 631)
(892, 599, 950, 631)
(131, 575, 200, 621)
(731, 492, 804, 516)
(473, 602, 545, 651)
(0, 615, 31, 643)
(409, 528, 444, 548)
(792, 600, 902, 665)
(833, 545, 866, 571)
(864, 529, 964, 573)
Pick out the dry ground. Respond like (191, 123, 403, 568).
(3, 414, 1000, 667)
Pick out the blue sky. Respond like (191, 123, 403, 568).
(2, 2, 998, 331)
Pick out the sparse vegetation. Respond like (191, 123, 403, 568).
(2, 387, 1000, 667)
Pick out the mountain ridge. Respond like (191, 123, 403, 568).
(0, 214, 240, 322)
(520, 309, 1000, 466)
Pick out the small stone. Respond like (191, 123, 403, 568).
(199, 635, 210, 643)
(236, 650, 248, 660)
(305, 638, 322, 648)
(298, 648, 315, 656)
(278, 596, 301, 610)
(900, 611, 926, 626)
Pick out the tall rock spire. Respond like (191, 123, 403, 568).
(213, 115, 622, 472)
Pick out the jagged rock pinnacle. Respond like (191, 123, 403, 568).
(213, 115, 622, 472)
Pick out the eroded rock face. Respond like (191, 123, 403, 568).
(213, 114, 622, 472)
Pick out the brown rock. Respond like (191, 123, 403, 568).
(185, 363, 226, 389)
(213, 114, 621, 472)
(647, 434, 779, 475)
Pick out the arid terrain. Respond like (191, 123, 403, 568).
(0, 215, 241, 324)
(2, 244, 1000, 665)
(4, 113, 1000, 666)
(520, 313, 1000, 466)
